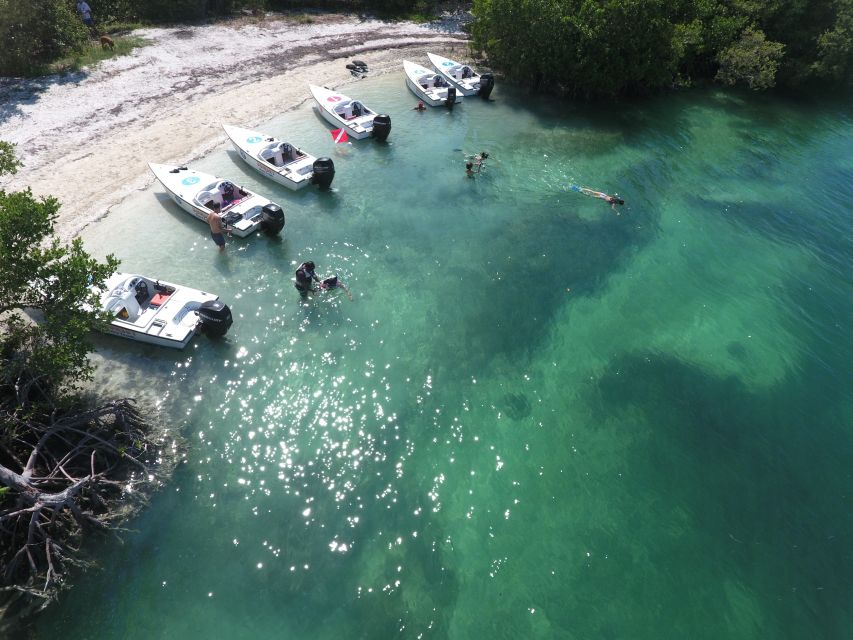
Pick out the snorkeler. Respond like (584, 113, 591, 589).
(571, 185, 625, 212)
(466, 151, 489, 172)
(319, 275, 353, 301)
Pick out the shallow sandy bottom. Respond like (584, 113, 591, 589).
(0, 13, 471, 241)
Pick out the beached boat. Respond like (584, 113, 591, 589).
(403, 60, 463, 108)
(148, 163, 284, 237)
(427, 52, 495, 99)
(96, 273, 232, 349)
(222, 124, 335, 190)
(308, 84, 391, 141)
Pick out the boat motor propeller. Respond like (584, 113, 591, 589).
(260, 203, 285, 235)
(478, 73, 495, 99)
(372, 114, 392, 142)
(311, 157, 335, 190)
(197, 300, 233, 338)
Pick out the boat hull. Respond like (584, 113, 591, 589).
(223, 124, 317, 191)
(309, 84, 376, 140)
(96, 273, 223, 350)
(427, 53, 482, 96)
(403, 60, 464, 107)
(148, 163, 274, 237)
(101, 323, 192, 349)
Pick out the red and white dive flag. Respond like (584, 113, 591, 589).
(331, 128, 348, 144)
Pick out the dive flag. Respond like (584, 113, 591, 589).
(331, 128, 348, 144)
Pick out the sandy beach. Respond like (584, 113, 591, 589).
(0, 12, 471, 242)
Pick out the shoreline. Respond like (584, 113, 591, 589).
(0, 14, 471, 242)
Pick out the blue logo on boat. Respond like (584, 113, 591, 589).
(247, 136, 262, 144)
(181, 176, 200, 186)
(442, 61, 453, 67)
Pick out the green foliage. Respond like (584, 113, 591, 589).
(0, 149, 120, 391)
(0, 143, 21, 177)
(812, 0, 853, 83)
(138, 0, 209, 22)
(473, 0, 678, 98)
(101, 21, 147, 33)
(49, 35, 148, 74)
(472, 0, 853, 96)
(716, 28, 785, 89)
(89, 0, 143, 23)
(0, 0, 88, 75)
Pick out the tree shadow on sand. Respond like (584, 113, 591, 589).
(0, 73, 88, 128)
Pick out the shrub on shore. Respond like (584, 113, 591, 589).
(0, 143, 171, 630)
(471, 0, 853, 97)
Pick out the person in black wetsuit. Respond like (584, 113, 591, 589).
(294, 261, 320, 297)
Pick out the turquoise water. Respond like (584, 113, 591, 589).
(32, 75, 853, 638)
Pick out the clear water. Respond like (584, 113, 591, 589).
(32, 75, 853, 639)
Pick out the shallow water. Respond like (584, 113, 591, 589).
(32, 74, 853, 639)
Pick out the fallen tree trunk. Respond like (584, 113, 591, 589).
(0, 398, 172, 629)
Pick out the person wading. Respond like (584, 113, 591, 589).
(207, 205, 227, 251)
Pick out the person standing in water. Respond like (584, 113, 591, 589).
(207, 205, 227, 251)
(413, 100, 426, 111)
(294, 261, 321, 297)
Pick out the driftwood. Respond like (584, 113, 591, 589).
(0, 398, 170, 627)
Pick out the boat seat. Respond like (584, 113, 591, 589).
(198, 190, 223, 208)
(107, 290, 141, 321)
(149, 292, 171, 307)
(279, 143, 295, 163)
(260, 149, 282, 166)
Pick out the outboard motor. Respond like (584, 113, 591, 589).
(260, 203, 285, 235)
(311, 157, 335, 190)
(197, 300, 233, 338)
(445, 87, 457, 110)
(372, 114, 392, 141)
(478, 73, 495, 99)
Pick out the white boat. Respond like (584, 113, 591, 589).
(403, 60, 464, 108)
(308, 84, 391, 141)
(148, 163, 284, 237)
(96, 273, 232, 349)
(427, 53, 495, 99)
(222, 124, 335, 190)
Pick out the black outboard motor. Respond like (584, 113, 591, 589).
(445, 87, 457, 110)
(260, 203, 285, 235)
(479, 73, 495, 99)
(197, 300, 233, 337)
(372, 114, 392, 141)
(311, 157, 335, 190)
